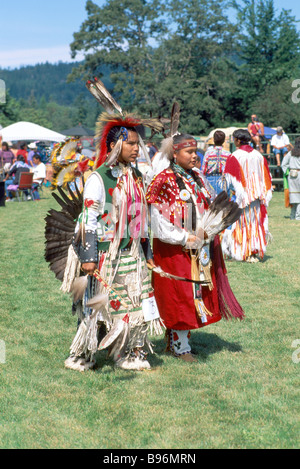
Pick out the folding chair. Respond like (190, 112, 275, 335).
(18, 172, 34, 201)
(7, 172, 34, 201)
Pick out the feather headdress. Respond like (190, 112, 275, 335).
(93, 112, 164, 169)
(86, 77, 123, 116)
(85, 77, 165, 169)
(167, 102, 181, 138)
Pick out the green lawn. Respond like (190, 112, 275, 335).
(0, 189, 299, 449)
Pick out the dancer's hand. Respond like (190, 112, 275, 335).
(147, 258, 156, 269)
(81, 262, 97, 275)
(185, 234, 201, 249)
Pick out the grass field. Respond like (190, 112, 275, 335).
(0, 188, 299, 449)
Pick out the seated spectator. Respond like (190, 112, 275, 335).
(271, 126, 290, 167)
(247, 114, 265, 153)
(4, 155, 31, 201)
(31, 154, 46, 200)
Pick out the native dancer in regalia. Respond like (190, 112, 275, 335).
(222, 129, 273, 263)
(45, 79, 165, 371)
(146, 116, 245, 362)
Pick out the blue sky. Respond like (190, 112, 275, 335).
(0, 0, 299, 68)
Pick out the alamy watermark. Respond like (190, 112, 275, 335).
(0, 340, 5, 364)
(291, 79, 300, 104)
(0, 79, 6, 104)
(291, 339, 300, 364)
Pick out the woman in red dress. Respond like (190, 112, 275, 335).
(146, 134, 244, 362)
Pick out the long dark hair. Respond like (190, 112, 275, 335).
(291, 137, 300, 157)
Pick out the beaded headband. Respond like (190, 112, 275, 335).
(173, 139, 197, 151)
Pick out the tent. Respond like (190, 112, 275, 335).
(0, 121, 65, 142)
(61, 125, 95, 137)
(263, 126, 277, 140)
(205, 127, 242, 142)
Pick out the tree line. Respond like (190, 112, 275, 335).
(1, 0, 300, 136)
(0, 62, 111, 132)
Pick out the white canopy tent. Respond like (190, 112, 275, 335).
(0, 121, 65, 142)
(205, 127, 242, 142)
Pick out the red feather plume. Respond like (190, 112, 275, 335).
(94, 113, 141, 169)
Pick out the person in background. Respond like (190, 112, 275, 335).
(193, 153, 202, 172)
(10, 143, 18, 160)
(146, 141, 158, 160)
(271, 126, 290, 168)
(31, 154, 46, 200)
(281, 136, 300, 220)
(4, 155, 31, 201)
(16, 143, 28, 164)
(0, 141, 15, 172)
(222, 129, 273, 263)
(27, 142, 39, 167)
(247, 114, 265, 153)
(202, 130, 231, 195)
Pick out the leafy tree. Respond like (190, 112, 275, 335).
(231, 0, 300, 119)
(69, 0, 238, 134)
(0, 89, 19, 127)
(250, 79, 300, 134)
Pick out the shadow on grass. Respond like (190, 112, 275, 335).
(261, 254, 273, 262)
(93, 348, 165, 375)
(84, 330, 243, 373)
(150, 332, 243, 366)
(190, 332, 243, 361)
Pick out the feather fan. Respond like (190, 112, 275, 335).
(53, 163, 78, 189)
(57, 139, 78, 163)
(44, 181, 83, 281)
(199, 191, 242, 241)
